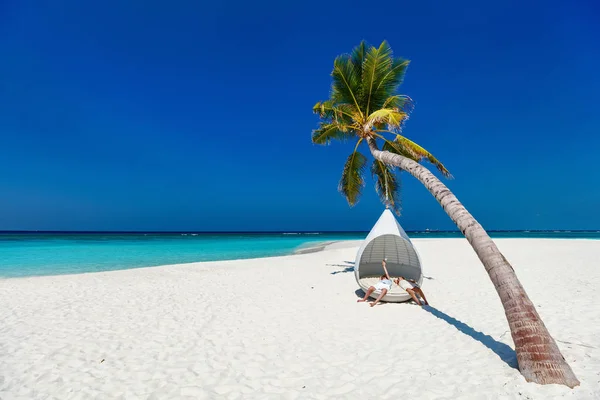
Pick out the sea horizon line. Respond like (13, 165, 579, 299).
(1, 229, 599, 234)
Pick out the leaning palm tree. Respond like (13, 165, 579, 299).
(312, 40, 579, 388)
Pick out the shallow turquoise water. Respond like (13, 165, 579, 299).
(1, 231, 598, 278)
(0, 233, 366, 278)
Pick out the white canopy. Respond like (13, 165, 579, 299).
(354, 208, 423, 302)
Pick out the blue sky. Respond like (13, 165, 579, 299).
(1, 0, 599, 231)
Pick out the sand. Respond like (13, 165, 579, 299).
(1, 239, 599, 399)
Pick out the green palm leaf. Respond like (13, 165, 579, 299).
(312, 122, 352, 145)
(313, 100, 335, 119)
(313, 41, 452, 210)
(313, 101, 361, 127)
(367, 108, 409, 131)
(381, 138, 419, 161)
(361, 41, 394, 115)
(350, 41, 367, 82)
(371, 160, 401, 215)
(372, 58, 410, 108)
(331, 55, 362, 115)
(381, 95, 414, 115)
(339, 150, 367, 206)
(395, 135, 452, 177)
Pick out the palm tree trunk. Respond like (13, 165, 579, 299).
(367, 137, 579, 388)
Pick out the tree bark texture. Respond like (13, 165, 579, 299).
(367, 138, 579, 388)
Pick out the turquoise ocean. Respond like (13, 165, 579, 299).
(1, 231, 598, 278)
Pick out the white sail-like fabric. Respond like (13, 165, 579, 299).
(354, 209, 423, 302)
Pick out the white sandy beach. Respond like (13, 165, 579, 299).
(1, 238, 599, 399)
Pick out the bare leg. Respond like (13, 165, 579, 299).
(415, 288, 429, 305)
(369, 289, 388, 307)
(406, 288, 422, 306)
(358, 286, 376, 302)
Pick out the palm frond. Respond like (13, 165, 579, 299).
(370, 58, 410, 110)
(381, 95, 415, 115)
(313, 101, 361, 127)
(381, 95, 401, 109)
(381, 137, 419, 161)
(313, 41, 452, 213)
(338, 150, 367, 206)
(331, 55, 363, 116)
(395, 135, 452, 177)
(312, 122, 354, 145)
(350, 41, 367, 81)
(367, 108, 409, 131)
(371, 160, 401, 215)
(313, 100, 335, 118)
(361, 41, 394, 116)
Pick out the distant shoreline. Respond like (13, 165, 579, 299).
(293, 240, 365, 254)
(2, 236, 599, 280)
(1, 231, 599, 243)
(1, 229, 599, 234)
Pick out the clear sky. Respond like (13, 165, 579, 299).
(1, 0, 599, 231)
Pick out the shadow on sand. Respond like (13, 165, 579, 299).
(423, 305, 518, 369)
(328, 261, 355, 275)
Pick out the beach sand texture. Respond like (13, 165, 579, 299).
(1, 239, 599, 399)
